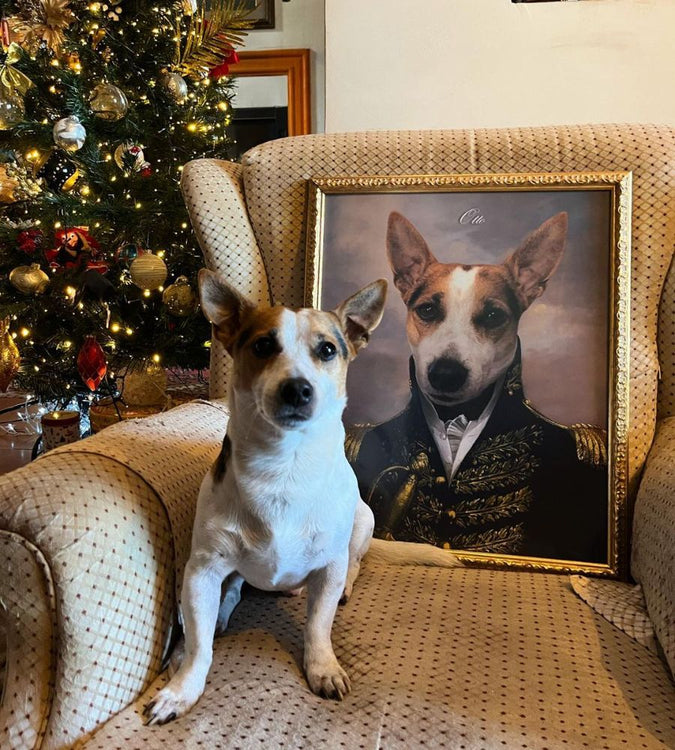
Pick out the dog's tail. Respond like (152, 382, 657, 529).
(366, 538, 463, 568)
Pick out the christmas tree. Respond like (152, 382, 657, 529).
(0, 0, 250, 406)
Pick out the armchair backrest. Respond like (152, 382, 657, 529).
(182, 124, 675, 495)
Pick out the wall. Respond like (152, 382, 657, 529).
(325, 0, 675, 132)
(236, 0, 325, 132)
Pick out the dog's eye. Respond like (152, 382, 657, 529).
(478, 306, 508, 329)
(415, 302, 440, 322)
(252, 336, 277, 358)
(316, 341, 337, 362)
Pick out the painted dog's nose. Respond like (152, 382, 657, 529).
(279, 378, 314, 408)
(427, 358, 468, 393)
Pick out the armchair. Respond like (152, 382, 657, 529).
(1, 125, 674, 749)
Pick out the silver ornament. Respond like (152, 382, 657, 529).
(89, 83, 128, 121)
(53, 116, 87, 152)
(160, 72, 188, 104)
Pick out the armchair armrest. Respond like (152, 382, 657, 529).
(0, 401, 227, 749)
(631, 416, 675, 678)
(181, 159, 271, 400)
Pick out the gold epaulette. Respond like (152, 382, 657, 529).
(523, 399, 607, 467)
(570, 423, 608, 467)
(344, 423, 371, 462)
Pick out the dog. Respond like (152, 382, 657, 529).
(144, 270, 460, 725)
(347, 211, 608, 563)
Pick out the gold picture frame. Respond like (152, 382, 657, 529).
(306, 171, 632, 577)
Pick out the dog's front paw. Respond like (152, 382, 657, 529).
(143, 685, 198, 726)
(305, 657, 351, 701)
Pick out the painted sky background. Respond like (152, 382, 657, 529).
(319, 189, 611, 427)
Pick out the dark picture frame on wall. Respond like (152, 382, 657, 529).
(306, 171, 632, 577)
(242, 0, 275, 29)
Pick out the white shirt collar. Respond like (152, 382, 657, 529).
(419, 375, 505, 481)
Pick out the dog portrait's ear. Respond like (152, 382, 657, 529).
(386, 212, 437, 300)
(334, 279, 388, 356)
(198, 269, 255, 352)
(504, 212, 568, 310)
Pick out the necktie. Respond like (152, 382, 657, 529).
(444, 414, 469, 460)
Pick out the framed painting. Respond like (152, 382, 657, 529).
(306, 172, 632, 577)
(241, 0, 275, 29)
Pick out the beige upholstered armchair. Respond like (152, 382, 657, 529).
(1, 126, 674, 749)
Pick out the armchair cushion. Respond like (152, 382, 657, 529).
(82, 562, 675, 749)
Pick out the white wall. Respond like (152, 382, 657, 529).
(325, 0, 675, 132)
(237, 0, 325, 132)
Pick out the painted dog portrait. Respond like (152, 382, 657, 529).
(308, 178, 626, 569)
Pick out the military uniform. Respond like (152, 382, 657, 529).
(346, 350, 608, 563)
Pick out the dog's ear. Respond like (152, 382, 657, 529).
(504, 212, 568, 310)
(334, 279, 388, 356)
(386, 212, 437, 300)
(198, 269, 255, 352)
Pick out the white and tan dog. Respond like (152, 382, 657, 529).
(144, 271, 460, 725)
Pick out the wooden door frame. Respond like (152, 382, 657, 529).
(230, 49, 311, 136)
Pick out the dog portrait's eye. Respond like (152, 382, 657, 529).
(252, 336, 278, 358)
(477, 306, 508, 329)
(316, 341, 337, 362)
(415, 301, 440, 322)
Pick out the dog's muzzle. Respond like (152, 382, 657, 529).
(274, 377, 314, 426)
(427, 357, 469, 394)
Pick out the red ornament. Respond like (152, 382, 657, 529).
(209, 49, 239, 79)
(77, 336, 107, 391)
(140, 164, 153, 178)
(17, 229, 44, 255)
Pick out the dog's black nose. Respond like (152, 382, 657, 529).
(279, 378, 314, 408)
(427, 358, 468, 393)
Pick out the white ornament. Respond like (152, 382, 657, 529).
(53, 116, 87, 152)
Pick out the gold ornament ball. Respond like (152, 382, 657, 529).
(89, 82, 129, 121)
(162, 275, 196, 316)
(119, 362, 167, 407)
(9, 263, 50, 295)
(160, 72, 188, 104)
(0, 90, 25, 130)
(0, 318, 20, 393)
(129, 253, 168, 290)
